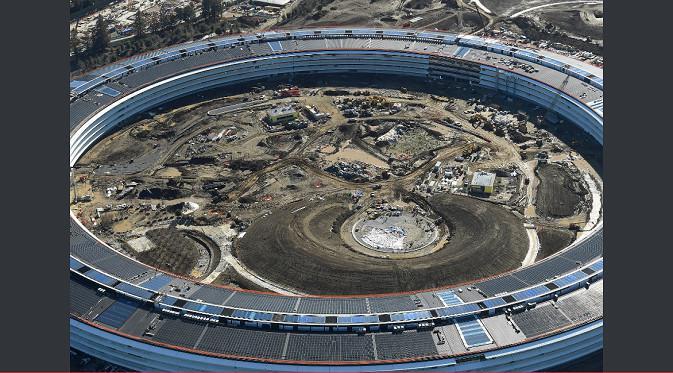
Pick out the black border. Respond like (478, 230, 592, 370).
(604, 0, 673, 371)
(0, 1, 69, 371)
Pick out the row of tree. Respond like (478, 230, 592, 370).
(70, 0, 244, 72)
(71, 0, 227, 60)
(201, 0, 225, 23)
(70, 0, 96, 14)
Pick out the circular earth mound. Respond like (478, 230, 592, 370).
(352, 212, 439, 254)
(235, 194, 528, 295)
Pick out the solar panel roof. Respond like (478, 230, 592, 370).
(84, 269, 118, 286)
(455, 316, 493, 348)
(95, 298, 139, 329)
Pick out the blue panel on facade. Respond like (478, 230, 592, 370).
(201, 305, 224, 315)
(454, 46, 470, 58)
(418, 32, 439, 39)
(85, 269, 118, 286)
(70, 80, 88, 90)
(253, 312, 273, 321)
(95, 298, 138, 329)
(115, 282, 152, 299)
(298, 315, 325, 324)
(130, 59, 147, 68)
(438, 290, 464, 306)
(139, 275, 172, 291)
(483, 297, 506, 308)
(402, 311, 432, 321)
(568, 66, 586, 76)
(185, 302, 206, 312)
(512, 286, 548, 301)
(164, 50, 180, 58)
(186, 44, 204, 53)
(364, 315, 379, 323)
(159, 295, 179, 306)
(403, 313, 417, 321)
(285, 315, 299, 323)
(70, 257, 85, 271)
(336, 316, 352, 324)
(268, 41, 283, 52)
(455, 316, 492, 348)
(95, 85, 121, 97)
(232, 309, 250, 319)
(515, 50, 538, 59)
(445, 303, 480, 316)
(435, 308, 452, 317)
(553, 272, 583, 288)
(390, 313, 405, 322)
(590, 260, 603, 271)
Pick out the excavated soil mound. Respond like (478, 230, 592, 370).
(236, 194, 528, 295)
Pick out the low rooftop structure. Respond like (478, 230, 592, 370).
(470, 171, 496, 194)
(267, 106, 298, 124)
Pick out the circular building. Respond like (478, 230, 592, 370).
(70, 28, 603, 372)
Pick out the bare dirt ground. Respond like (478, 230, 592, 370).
(273, 0, 603, 49)
(276, 0, 482, 33)
(77, 123, 154, 166)
(535, 162, 588, 219)
(535, 224, 576, 261)
(71, 0, 605, 300)
(135, 228, 203, 277)
(74, 75, 600, 293)
(481, 0, 532, 15)
(538, 6, 603, 40)
(494, 3, 603, 56)
(212, 266, 269, 292)
(235, 193, 527, 294)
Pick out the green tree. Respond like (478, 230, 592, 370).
(148, 12, 162, 34)
(201, 0, 212, 21)
(89, 15, 110, 55)
(159, 3, 175, 29)
(133, 10, 146, 39)
(202, 0, 223, 23)
(211, 0, 224, 21)
(201, 0, 210, 21)
(70, 28, 82, 61)
(176, 4, 196, 23)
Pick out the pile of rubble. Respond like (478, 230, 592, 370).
(375, 124, 410, 146)
(273, 86, 301, 98)
(494, 57, 539, 74)
(324, 161, 378, 182)
(334, 96, 403, 118)
(95, 180, 140, 200)
(185, 142, 210, 158)
(467, 103, 535, 144)
(303, 105, 330, 122)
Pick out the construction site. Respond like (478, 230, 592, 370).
(71, 74, 602, 295)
